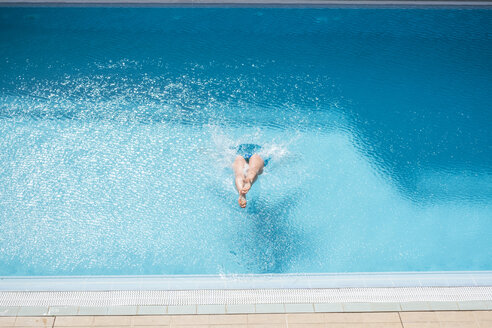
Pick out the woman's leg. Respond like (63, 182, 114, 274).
(233, 156, 247, 208)
(241, 154, 264, 194)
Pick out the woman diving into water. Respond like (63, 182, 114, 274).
(232, 144, 269, 208)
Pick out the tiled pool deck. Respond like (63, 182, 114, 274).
(1, 285, 491, 326)
(1, 311, 492, 327)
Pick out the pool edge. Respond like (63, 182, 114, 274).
(1, 287, 492, 314)
(1, 272, 491, 314)
(2, 271, 492, 291)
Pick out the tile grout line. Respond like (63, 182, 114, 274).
(397, 311, 403, 328)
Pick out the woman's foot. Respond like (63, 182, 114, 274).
(241, 178, 252, 194)
(238, 194, 247, 208)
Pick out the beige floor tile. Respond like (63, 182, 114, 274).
(286, 313, 325, 323)
(16, 327, 64, 328)
(53, 326, 92, 328)
(247, 314, 286, 324)
(207, 314, 247, 325)
(477, 321, 492, 328)
(437, 311, 477, 322)
(439, 322, 479, 328)
(402, 323, 440, 328)
(325, 324, 402, 328)
(247, 324, 286, 328)
(133, 326, 170, 328)
(475, 312, 492, 321)
(92, 316, 132, 326)
(132, 315, 171, 325)
(324, 312, 400, 323)
(93, 326, 132, 328)
(288, 324, 324, 328)
(170, 325, 210, 328)
(209, 325, 247, 328)
(0, 317, 16, 327)
(14, 317, 54, 327)
(170, 315, 210, 325)
(54, 316, 94, 327)
(399, 311, 439, 322)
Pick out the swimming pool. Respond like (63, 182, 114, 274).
(0, 7, 491, 279)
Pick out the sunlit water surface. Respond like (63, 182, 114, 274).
(0, 8, 491, 276)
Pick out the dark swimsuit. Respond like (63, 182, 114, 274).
(237, 144, 269, 166)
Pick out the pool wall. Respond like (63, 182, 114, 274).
(1, 0, 492, 7)
(1, 272, 492, 291)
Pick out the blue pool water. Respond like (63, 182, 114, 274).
(0, 7, 491, 276)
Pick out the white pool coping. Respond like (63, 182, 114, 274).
(1, 288, 492, 315)
(0, 272, 491, 314)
